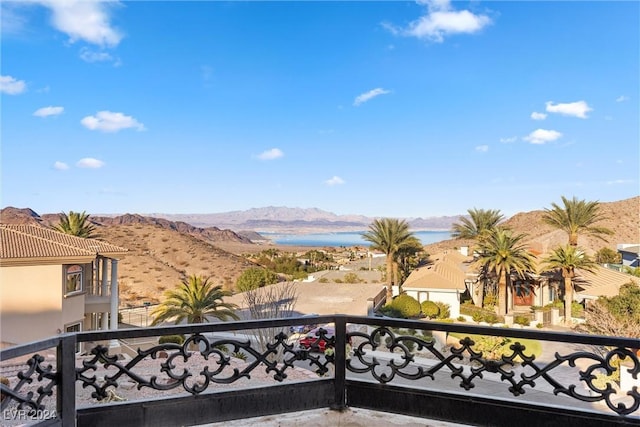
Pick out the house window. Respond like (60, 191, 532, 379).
(65, 322, 82, 353)
(65, 265, 83, 295)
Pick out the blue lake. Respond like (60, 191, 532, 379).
(260, 230, 452, 247)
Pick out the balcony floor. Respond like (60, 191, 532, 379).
(199, 408, 472, 427)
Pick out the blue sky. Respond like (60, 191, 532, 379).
(2, 1, 638, 219)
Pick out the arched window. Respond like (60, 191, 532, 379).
(65, 265, 83, 295)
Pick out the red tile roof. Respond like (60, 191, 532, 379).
(0, 224, 128, 260)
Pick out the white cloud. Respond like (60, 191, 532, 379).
(499, 136, 517, 143)
(545, 100, 592, 119)
(324, 176, 345, 186)
(353, 88, 391, 106)
(475, 145, 489, 152)
(33, 106, 64, 117)
(79, 47, 119, 64)
(530, 112, 547, 120)
(54, 161, 69, 170)
(616, 95, 629, 102)
(38, 0, 123, 47)
(0, 75, 26, 94)
(385, 0, 492, 43)
(76, 158, 105, 169)
(81, 111, 145, 132)
(523, 129, 562, 144)
(606, 179, 633, 185)
(257, 148, 284, 160)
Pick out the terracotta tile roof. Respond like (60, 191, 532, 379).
(402, 252, 468, 291)
(0, 224, 128, 260)
(574, 266, 640, 299)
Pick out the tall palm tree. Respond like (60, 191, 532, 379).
(475, 229, 535, 315)
(543, 245, 598, 325)
(394, 237, 424, 289)
(151, 275, 239, 325)
(542, 196, 613, 246)
(451, 208, 504, 240)
(52, 210, 97, 238)
(362, 218, 417, 300)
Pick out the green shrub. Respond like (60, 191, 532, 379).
(472, 312, 484, 323)
(378, 305, 403, 318)
(457, 316, 466, 322)
(571, 301, 584, 318)
(236, 268, 279, 292)
(483, 294, 498, 308)
(318, 277, 329, 283)
(434, 302, 451, 319)
(514, 315, 531, 326)
(484, 312, 500, 325)
(343, 272, 361, 284)
(334, 278, 343, 284)
(390, 294, 422, 319)
(232, 351, 248, 361)
(472, 336, 513, 360)
(159, 335, 185, 345)
(421, 301, 440, 319)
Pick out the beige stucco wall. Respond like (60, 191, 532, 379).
(406, 289, 461, 319)
(1, 264, 86, 345)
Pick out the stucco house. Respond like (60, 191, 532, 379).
(0, 224, 128, 348)
(617, 244, 640, 268)
(401, 251, 470, 319)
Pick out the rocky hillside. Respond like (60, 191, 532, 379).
(424, 196, 639, 256)
(0, 208, 258, 305)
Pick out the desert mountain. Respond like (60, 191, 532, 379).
(423, 196, 639, 256)
(146, 206, 460, 232)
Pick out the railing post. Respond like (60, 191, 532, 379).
(57, 335, 77, 427)
(331, 315, 347, 411)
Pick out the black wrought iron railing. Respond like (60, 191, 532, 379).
(0, 315, 638, 427)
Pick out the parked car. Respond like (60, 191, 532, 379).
(289, 313, 319, 334)
(298, 326, 335, 352)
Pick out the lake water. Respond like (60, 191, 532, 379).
(261, 230, 452, 247)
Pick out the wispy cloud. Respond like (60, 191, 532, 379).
(81, 111, 145, 132)
(475, 145, 489, 152)
(0, 75, 26, 94)
(616, 95, 629, 103)
(34, 106, 64, 117)
(257, 148, 284, 160)
(54, 161, 69, 170)
(79, 47, 120, 65)
(38, 0, 123, 47)
(384, 0, 492, 43)
(324, 176, 345, 186)
(1, 3, 28, 35)
(353, 88, 391, 106)
(499, 136, 517, 143)
(606, 179, 634, 185)
(76, 158, 105, 169)
(523, 129, 562, 144)
(545, 100, 592, 119)
(530, 112, 547, 120)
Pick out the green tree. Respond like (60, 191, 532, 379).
(451, 208, 504, 240)
(394, 237, 424, 288)
(362, 218, 417, 300)
(236, 268, 279, 292)
(579, 282, 640, 338)
(624, 266, 640, 278)
(151, 275, 239, 325)
(475, 229, 535, 316)
(594, 247, 622, 264)
(543, 245, 597, 325)
(542, 196, 613, 246)
(52, 210, 97, 238)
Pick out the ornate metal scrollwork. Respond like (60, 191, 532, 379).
(346, 327, 640, 416)
(0, 354, 57, 412)
(77, 330, 335, 400)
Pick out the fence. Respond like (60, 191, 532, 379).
(0, 315, 638, 427)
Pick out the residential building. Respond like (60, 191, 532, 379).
(617, 243, 640, 268)
(0, 224, 127, 348)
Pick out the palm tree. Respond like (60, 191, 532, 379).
(451, 208, 504, 240)
(543, 245, 597, 325)
(52, 210, 97, 238)
(475, 229, 535, 315)
(542, 196, 613, 246)
(394, 237, 424, 289)
(362, 218, 417, 300)
(151, 275, 239, 325)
